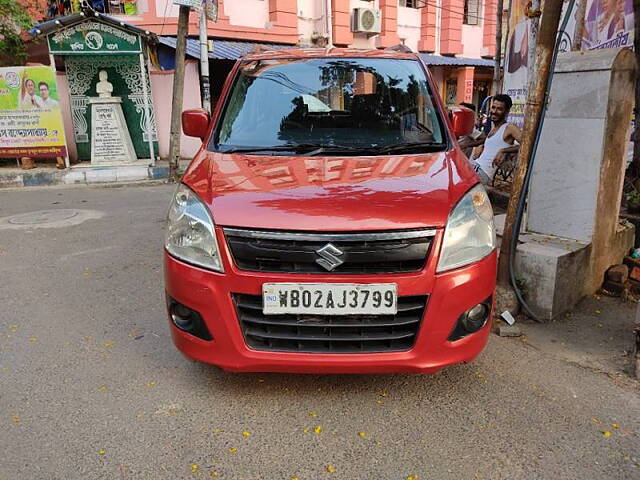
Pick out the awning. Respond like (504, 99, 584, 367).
(159, 37, 293, 60)
(419, 53, 496, 68)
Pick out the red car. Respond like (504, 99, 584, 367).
(164, 48, 496, 374)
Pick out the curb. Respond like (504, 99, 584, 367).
(0, 165, 172, 189)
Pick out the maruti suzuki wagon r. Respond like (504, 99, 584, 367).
(164, 48, 496, 373)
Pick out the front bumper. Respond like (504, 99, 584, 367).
(164, 228, 497, 374)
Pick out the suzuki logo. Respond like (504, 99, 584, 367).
(315, 243, 345, 271)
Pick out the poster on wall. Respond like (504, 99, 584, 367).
(502, 0, 530, 128)
(502, 0, 577, 127)
(582, 0, 633, 50)
(0, 66, 67, 158)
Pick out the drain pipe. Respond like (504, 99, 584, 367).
(325, 0, 333, 47)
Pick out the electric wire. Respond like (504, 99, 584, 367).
(421, 1, 500, 26)
(159, 0, 172, 36)
(508, 0, 576, 322)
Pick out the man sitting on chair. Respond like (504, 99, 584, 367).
(470, 94, 521, 184)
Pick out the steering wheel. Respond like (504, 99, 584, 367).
(281, 119, 305, 130)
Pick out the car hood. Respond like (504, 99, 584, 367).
(182, 150, 478, 230)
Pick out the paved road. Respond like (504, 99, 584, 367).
(1, 184, 638, 480)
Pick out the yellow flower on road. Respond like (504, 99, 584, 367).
(325, 465, 335, 473)
(313, 425, 323, 434)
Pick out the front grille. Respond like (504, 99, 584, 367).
(233, 294, 427, 353)
(224, 228, 434, 274)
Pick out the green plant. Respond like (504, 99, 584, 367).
(0, 0, 46, 67)
(515, 276, 528, 300)
(626, 189, 640, 207)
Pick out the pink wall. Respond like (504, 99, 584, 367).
(53, 62, 202, 163)
(55, 72, 78, 163)
(150, 61, 203, 159)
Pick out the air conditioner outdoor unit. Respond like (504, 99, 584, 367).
(352, 8, 381, 34)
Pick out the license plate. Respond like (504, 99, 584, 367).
(262, 283, 398, 315)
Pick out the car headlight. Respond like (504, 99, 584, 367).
(165, 184, 224, 272)
(437, 184, 496, 272)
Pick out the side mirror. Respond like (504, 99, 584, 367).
(182, 109, 210, 140)
(450, 106, 475, 138)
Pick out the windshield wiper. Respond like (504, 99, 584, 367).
(303, 144, 377, 156)
(376, 142, 447, 154)
(219, 142, 446, 156)
(218, 144, 375, 156)
(218, 145, 304, 154)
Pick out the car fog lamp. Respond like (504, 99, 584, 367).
(171, 304, 193, 329)
(462, 303, 488, 332)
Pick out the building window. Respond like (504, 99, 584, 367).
(464, 0, 481, 25)
(399, 0, 419, 8)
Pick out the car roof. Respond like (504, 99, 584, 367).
(241, 47, 420, 62)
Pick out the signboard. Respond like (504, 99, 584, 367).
(0, 66, 67, 158)
(173, 0, 218, 20)
(173, 0, 200, 6)
(89, 98, 137, 163)
(502, 1, 580, 127)
(501, 0, 530, 128)
(582, 0, 633, 50)
(47, 20, 142, 55)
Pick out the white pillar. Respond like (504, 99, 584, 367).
(140, 51, 156, 166)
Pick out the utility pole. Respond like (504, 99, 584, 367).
(497, 1, 564, 286)
(632, 0, 640, 181)
(493, 0, 504, 94)
(199, 5, 211, 113)
(168, 4, 191, 179)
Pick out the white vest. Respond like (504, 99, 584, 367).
(476, 123, 511, 178)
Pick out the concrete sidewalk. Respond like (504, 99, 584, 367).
(0, 161, 179, 188)
(515, 295, 639, 381)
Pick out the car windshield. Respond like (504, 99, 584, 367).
(211, 57, 446, 155)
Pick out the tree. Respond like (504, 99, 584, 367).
(0, 0, 47, 66)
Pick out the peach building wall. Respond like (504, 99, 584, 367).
(115, 0, 494, 56)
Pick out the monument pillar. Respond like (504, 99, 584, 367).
(89, 70, 137, 164)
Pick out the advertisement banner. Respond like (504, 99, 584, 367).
(0, 66, 68, 158)
(502, 0, 530, 128)
(502, 0, 576, 127)
(582, 0, 633, 50)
